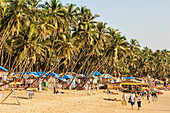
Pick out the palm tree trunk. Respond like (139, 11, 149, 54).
(1, 47, 4, 66)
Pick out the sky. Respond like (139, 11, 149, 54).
(42, 0, 170, 51)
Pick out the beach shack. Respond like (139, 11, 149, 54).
(97, 74, 117, 89)
(47, 72, 60, 88)
(107, 82, 121, 90)
(58, 74, 74, 89)
(0, 66, 8, 90)
(120, 77, 142, 92)
(100, 74, 114, 83)
(85, 71, 102, 89)
(0, 66, 8, 82)
(21, 72, 38, 88)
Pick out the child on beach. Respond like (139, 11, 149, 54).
(137, 94, 142, 110)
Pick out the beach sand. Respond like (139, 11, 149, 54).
(0, 89, 170, 113)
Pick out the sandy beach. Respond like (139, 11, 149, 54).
(0, 89, 170, 113)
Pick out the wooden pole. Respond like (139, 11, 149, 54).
(1, 89, 13, 104)
(0, 89, 20, 105)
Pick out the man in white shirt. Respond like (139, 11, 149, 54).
(130, 92, 136, 109)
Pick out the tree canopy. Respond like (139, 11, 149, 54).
(0, 0, 169, 82)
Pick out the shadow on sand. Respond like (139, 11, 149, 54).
(11, 96, 28, 99)
(1, 103, 20, 105)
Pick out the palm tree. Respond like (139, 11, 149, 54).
(127, 39, 141, 76)
(106, 28, 129, 77)
(54, 33, 80, 60)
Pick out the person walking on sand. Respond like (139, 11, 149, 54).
(53, 86, 56, 94)
(147, 91, 151, 103)
(142, 91, 145, 99)
(87, 84, 91, 95)
(155, 91, 158, 101)
(151, 91, 154, 101)
(135, 90, 138, 97)
(130, 92, 136, 109)
(122, 92, 127, 105)
(137, 94, 142, 110)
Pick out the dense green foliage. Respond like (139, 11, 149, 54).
(0, 0, 169, 79)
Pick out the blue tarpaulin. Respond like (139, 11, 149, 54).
(62, 74, 73, 79)
(9, 71, 60, 79)
(124, 77, 134, 79)
(0, 66, 8, 72)
(72, 78, 76, 84)
(51, 73, 60, 78)
(87, 71, 102, 76)
(23, 76, 29, 79)
(31, 71, 54, 78)
(59, 78, 67, 81)
(42, 72, 60, 78)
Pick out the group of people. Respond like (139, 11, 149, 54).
(146, 90, 159, 103)
(122, 92, 141, 110)
(122, 90, 159, 110)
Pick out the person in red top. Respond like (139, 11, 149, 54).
(21, 78, 26, 87)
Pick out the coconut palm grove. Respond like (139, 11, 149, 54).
(0, 0, 169, 88)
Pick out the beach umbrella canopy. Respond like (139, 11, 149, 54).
(145, 88, 150, 91)
(0, 66, 8, 72)
(151, 89, 155, 91)
(156, 86, 159, 88)
(140, 88, 145, 91)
